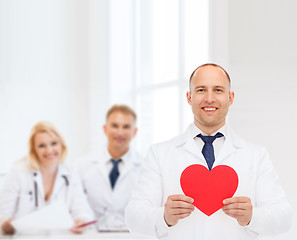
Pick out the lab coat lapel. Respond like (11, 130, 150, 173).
(118, 150, 138, 181)
(214, 126, 245, 167)
(91, 148, 110, 185)
(33, 171, 45, 202)
(96, 159, 110, 184)
(119, 159, 131, 181)
(183, 139, 205, 162)
(214, 138, 235, 167)
(178, 125, 206, 166)
(51, 165, 68, 198)
(93, 157, 113, 201)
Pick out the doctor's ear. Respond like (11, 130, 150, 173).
(228, 91, 235, 106)
(103, 125, 107, 135)
(186, 91, 192, 105)
(133, 127, 138, 137)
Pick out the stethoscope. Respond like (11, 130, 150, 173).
(30, 172, 69, 208)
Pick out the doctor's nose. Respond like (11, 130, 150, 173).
(205, 92, 215, 103)
(45, 145, 54, 154)
(117, 127, 125, 135)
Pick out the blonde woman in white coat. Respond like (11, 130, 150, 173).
(0, 121, 94, 235)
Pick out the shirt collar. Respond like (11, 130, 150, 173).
(31, 163, 69, 177)
(105, 147, 131, 164)
(189, 123, 229, 139)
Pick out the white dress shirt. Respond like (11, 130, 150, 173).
(192, 124, 227, 161)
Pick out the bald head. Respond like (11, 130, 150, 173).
(189, 63, 231, 92)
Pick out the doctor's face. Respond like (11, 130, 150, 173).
(104, 111, 137, 152)
(34, 131, 62, 167)
(186, 65, 234, 135)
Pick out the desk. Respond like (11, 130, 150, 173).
(0, 230, 157, 240)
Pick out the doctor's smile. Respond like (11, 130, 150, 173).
(34, 133, 62, 165)
(201, 106, 218, 112)
(114, 137, 127, 143)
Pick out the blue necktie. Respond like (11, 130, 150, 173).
(197, 132, 224, 170)
(109, 159, 121, 189)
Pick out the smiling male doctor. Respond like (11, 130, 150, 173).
(77, 105, 142, 231)
(125, 63, 293, 239)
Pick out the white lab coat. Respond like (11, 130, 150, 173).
(76, 147, 142, 230)
(125, 124, 293, 240)
(0, 160, 94, 234)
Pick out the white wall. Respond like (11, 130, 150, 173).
(87, 0, 111, 152)
(211, 0, 297, 239)
(0, 0, 91, 171)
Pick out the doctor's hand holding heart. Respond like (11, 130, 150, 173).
(164, 195, 195, 227)
(222, 197, 252, 226)
(125, 63, 292, 240)
(165, 194, 254, 227)
(180, 163, 253, 226)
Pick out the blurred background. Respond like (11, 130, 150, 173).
(0, 0, 296, 239)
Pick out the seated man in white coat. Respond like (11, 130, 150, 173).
(77, 105, 142, 231)
(125, 63, 293, 240)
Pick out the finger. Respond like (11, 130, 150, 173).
(70, 220, 86, 233)
(74, 219, 83, 225)
(177, 212, 192, 220)
(223, 208, 247, 217)
(171, 205, 195, 212)
(70, 226, 85, 234)
(165, 202, 194, 214)
(165, 199, 194, 212)
(170, 208, 194, 215)
(3, 217, 14, 229)
(223, 196, 250, 205)
(169, 194, 194, 203)
(70, 228, 81, 234)
(222, 202, 249, 211)
(170, 201, 195, 210)
(3, 223, 15, 235)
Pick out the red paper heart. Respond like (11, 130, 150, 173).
(180, 164, 238, 216)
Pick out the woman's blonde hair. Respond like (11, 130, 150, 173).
(28, 121, 67, 170)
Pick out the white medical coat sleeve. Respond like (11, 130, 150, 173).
(0, 168, 20, 234)
(245, 150, 293, 236)
(155, 207, 171, 238)
(125, 146, 169, 238)
(68, 172, 95, 222)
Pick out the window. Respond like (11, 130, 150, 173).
(109, 0, 209, 154)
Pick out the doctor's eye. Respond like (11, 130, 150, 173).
(196, 88, 205, 93)
(215, 88, 224, 93)
(123, 124, 131, 129)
